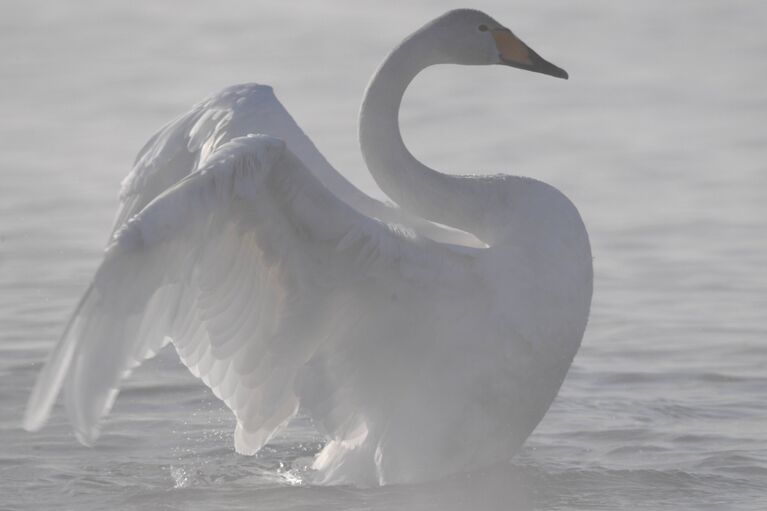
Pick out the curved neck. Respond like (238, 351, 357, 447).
(359, 33, 498, 243)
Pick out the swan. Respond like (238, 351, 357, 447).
(24, 9, 592, 486)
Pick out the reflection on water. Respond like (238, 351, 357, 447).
(1, 0, 766, 509)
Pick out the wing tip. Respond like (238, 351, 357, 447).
(23, 283, 95, 436)
(23, 361, 64, 433)
(234, 421, 263, 456)
(74, 427, 99, 448)
(22, 404, 48, 432)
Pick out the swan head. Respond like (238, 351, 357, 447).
(420, 9, 568, 79)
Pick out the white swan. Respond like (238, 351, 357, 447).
(24, 9, 592, 486)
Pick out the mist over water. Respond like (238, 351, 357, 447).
(2, 1, 766, 509)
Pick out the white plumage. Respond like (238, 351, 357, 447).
(25, 9, 592, 486)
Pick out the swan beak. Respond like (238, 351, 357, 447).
(492, 28, 568, 80)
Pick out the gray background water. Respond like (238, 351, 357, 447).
(1, 1, 765, 509)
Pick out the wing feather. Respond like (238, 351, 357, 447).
(25, 134, 475, 455)
(113, 83, 479, 244)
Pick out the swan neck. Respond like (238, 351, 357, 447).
(359, 35, 491, 240)
(359, 36, 424, 173)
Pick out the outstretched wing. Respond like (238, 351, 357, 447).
(113, 83, 476, 245)
(25, 135, 475, 454)
(113, 83, 350, 233)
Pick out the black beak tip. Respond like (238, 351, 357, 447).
(529, 50, 569, 80)
(500, 54, 569, 80)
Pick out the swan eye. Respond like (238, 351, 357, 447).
(478, 24, 489, 32)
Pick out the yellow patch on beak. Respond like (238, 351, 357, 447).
(492, 29, 532, 66)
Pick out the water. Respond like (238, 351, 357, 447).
(1, 1, 766, 509)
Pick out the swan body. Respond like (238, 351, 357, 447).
(25, 9, 592, 486)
